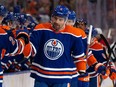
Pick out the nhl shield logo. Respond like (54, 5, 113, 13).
(44, 39, 64, 60)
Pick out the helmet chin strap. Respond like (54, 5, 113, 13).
(0, 17, 4, 24)
(61, 17, 68, 29)
(71, 19, 76, 26)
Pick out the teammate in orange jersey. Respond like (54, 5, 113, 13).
(66, 10, 108, 87)
(76, 19, 108, 87)
(78, 20, 115, 87)
(66, 10, 89, 87)
(89, 31, 116, 87)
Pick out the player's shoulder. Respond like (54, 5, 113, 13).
(2, 25, 10, 31)
(34, 23, 51, 30)
(77, 28, 85, 34)
(0, 26, 7, 34)
(90, 38, 103, 49)
(65, 25, 82, 37)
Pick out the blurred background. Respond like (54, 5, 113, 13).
(0, 0, 116, 41)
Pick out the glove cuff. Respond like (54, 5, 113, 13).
(78, 73, 90, 82)
(17, 32, 29, 44)
(101, 69, 110, 79)
(95, 63, 103, 71)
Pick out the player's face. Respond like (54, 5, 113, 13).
(8, 20, 18, 29)
(0, 16, 4, 24)
(51, 16, 66, 31)
(76, 22, 86, 31)
(90, 37, 95, 44)
(66, 19, 75, 26)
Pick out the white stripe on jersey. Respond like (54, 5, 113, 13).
(72, 53, 85, 58)
(32, 63, 77, 71)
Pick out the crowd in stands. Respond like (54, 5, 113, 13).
(1, 0, 115, 28)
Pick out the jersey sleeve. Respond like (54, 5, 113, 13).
(0, 29, 25, 57)
(71, 36, 86, 72)
(71, 36, 85, 57)
(29, 26, 43, 57)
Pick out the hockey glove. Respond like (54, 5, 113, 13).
(101, 68, 110, 79)
(95, 63, 106, 75)
(78, 72, 90, 87)
(23, 42, 32, 58)
(109, 67, 116, 80)
(16, 27, 29, 45)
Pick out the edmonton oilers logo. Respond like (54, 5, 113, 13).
(44, 39, 64, 60)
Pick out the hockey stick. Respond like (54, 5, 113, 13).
(101, 33, 116, 60)
(100, 34, 115, 87)
(86, 25, 93, 58)
(100, 34, 112, 66)
(10, 56, 33, 71)
(17, 57, 32, 65)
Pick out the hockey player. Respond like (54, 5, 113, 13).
(77, 19, 110, 87)
(66, 10, 89, 87)
(1, 12, 34, 72)
(86, 28, 116, 87)
(66, 10, 108, 87)
(29, 5, 87, 87)
(66, 10, 76, 26)
(66, 11, 87, 53)
(76, 19, 115, 87)
(0, 5, 30, 87)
